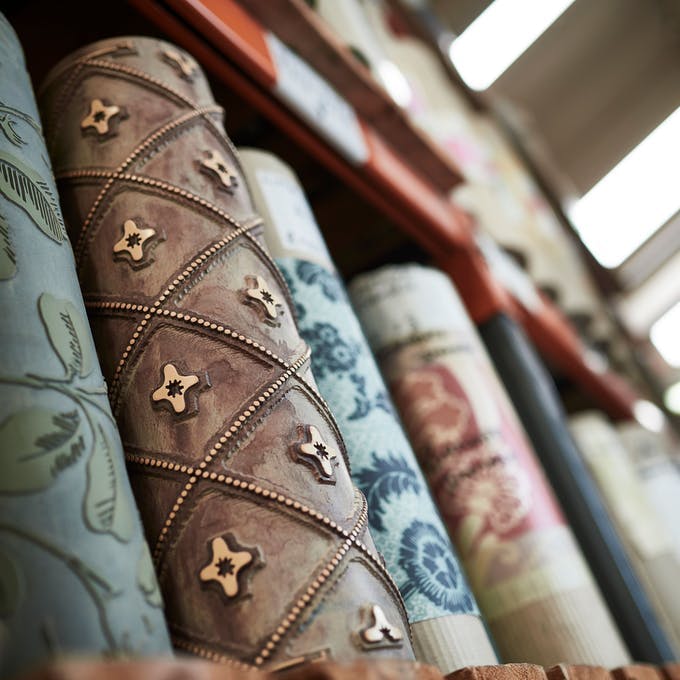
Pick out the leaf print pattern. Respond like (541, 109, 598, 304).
(0, 523, 121, 648)
(38, 293, 93, 379)
(0, 408, 85, 493)
(84, 424, 134, 542)
(0, 213, 16, 280)
(1, 293, 128, 544)
(0, 150, 66, 243)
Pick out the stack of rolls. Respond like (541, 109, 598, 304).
(350, 264, 630, 668)
(239, 148, 498, 673)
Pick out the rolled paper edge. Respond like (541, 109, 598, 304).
(411, 614, 498, 674)
(238, 147, 334, 269)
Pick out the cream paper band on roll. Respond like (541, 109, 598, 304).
(570, 412, 680, 655)
(238, 148, 498, 673)
(349, 264, 630, 667)
(617, 421, 680, 556)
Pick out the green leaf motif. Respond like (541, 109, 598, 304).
(0, 408, 85, 492)
(38, 292, 93, 379)
(137, 542, 163, 608)
(0, 150, 65, 242)
(0, 213, 16, 280)
(84, 424, 133, 543)
(0, 550, 23, 618)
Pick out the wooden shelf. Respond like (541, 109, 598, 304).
(130, 0, 639, 420)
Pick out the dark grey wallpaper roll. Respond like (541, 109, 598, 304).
(0, 15, 171, 678)
(478, 312, 675, 663)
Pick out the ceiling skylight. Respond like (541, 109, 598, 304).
(650, 301, 680, 367)
(448, 0, 575, 91)
(569, 107, 680, 268)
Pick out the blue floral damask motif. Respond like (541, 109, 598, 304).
(399, 521, 474, 612)
(292, 264, 390, 420)
(355, 452, 420, 532)
(296, 260, 343, 302)
(302, 322, 358, 378)
(276, 257, 480, 621)
(346, 373, 392, 421)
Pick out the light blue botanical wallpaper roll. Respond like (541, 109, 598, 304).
(239, 149, 497, 672)
(0, 15, 171, 677)
(282, 259, 474, 615)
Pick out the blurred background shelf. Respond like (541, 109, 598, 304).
(129, 0, 646, 422)
(5, 0, 672, 425)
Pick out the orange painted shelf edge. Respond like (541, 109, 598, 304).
(238, 0, 466, 194)
(130, 0, 638, 420)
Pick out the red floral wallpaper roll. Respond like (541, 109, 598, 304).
(350, 264, 629, 667)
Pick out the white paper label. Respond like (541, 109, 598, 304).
(255, 168, 332, 266)
(266, 32, 369, 165)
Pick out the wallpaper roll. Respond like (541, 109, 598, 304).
(312, 0, 397, 92)
(238, 148, 498, 674)
(0, 16, 171, 679)
(570, 412, 680, 656)
(617, 422, 680, 556)
(40, 36, 412, 670)
(350, 265, 629, 667)
(478, 312, 675, 663)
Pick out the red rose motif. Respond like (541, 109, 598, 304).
(393, 364, 534, 540)
(393, 369, 470, 451)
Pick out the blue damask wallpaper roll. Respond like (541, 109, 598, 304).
(282, 259, 474, 616)
(239, 149, 497, 672)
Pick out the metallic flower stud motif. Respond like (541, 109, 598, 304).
(359, 604, 404, 649)
(162, 47, 197, 80)
(113, 219, 156, 262)
(200, 149, 238, 191)
(152, 363, 200, 414)
(293, 425, 338, 483)
(245, 275, 282, 320)
(199, 535, 254, 598)
(81, 99, 121, 136)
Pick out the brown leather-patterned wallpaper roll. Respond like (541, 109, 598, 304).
(39, 36, 412, 671)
